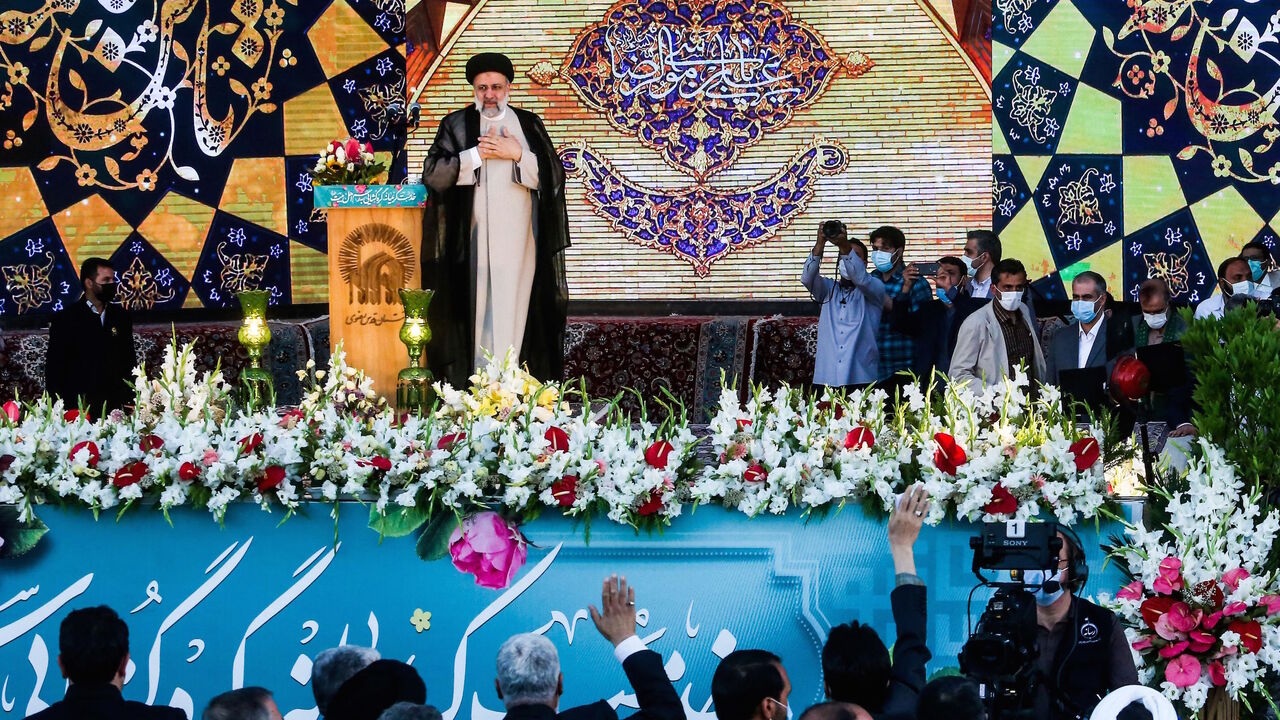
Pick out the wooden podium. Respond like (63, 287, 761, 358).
(314, 184, 427, 400)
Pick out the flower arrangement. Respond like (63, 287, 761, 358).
(309, 137, 386, 186)
(1102, 441, 1280, 715)
(132, 338, 231, 427)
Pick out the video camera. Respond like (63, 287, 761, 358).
(959, 521, 1064, 720)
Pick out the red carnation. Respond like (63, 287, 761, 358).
(1068, 437, 1100, 472)
(644, 440, 673, 469)
(257, 465, 286, 492)
(1228, 619, 1263, 654)
(140, 434, 164, 452)
(637, 489, 665, 516)
(178, 461, 200, 482)
(69, 440, 100, 467)
(551, 475, 578, 507)
(744, 464, 768, 483)
(984, 483, 1018, 515)
(112, 461, 148, 488)
(844, 426, 875, 450)
(369, 456, 392, 471)
(544, 426, 570, 453)
(933, 433, 967, 475)
(437, 432, 466, 449)
(238, 433, 264, 455)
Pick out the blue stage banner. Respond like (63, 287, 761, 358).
(0, 506, 1126, 719)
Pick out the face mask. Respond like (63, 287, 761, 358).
(1071, 299, 1099, 324)
(1249, 260, 1265, 282)
(870, 250, 896, 273)
(936, 286, 954, 304)
(1024, 569, 1068, 606)
(996, 289, 1023, 312)
(1229, 280, 1255, 297)
(768, 698, 792, 720)
(962, 254, 983, 277)
(837, 257, 855, 285)
(96, 282, 118, 303)
(1143, 311, 1167, 330)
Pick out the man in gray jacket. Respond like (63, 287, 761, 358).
(948, 259, 1045, 392)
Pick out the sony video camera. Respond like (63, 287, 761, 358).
(958, 521, 1064, 720)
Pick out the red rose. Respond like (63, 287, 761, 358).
(140, 434, 164, 452)
(369, 456, 392, 471)
(1228, 620, 1263, 654)
(437, 432, 466, 449)
(644, 440, 673, 469)
(178, 462, 200, 482)
(64, 409, 88, 422)
(844, 426, 875, 450)
(552, 475, 578, 507)
(69, 440, 100, 467)
(112, 461, 148, 488)
(344, 138, 361, 159)
(984, 483, 1018, 515)
(637, 489, 665, 516)
(933, 433, 967, 475)
(238, 433, 264, 455)
(1140, 596, 1176, 631)
(744, 464, 768, 483)
(1068, 437, 1100, 472)
(257, 465, 286, 492)
(544, 426, 570, 453)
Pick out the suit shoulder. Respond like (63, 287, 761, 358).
(123, 700, 187, 719)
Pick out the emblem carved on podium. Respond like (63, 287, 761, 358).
(339, 222, 416, 326)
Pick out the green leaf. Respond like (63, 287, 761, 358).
(0, 507, 48, 559)
(415, 512, 459, 561)
(368, 504, 430, 538)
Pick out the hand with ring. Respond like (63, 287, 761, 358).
(888, 483, 930, 576)
(589, 573, 637, 647)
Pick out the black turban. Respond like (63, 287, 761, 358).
(465, 52, 515, 83)
(325, 659, 427, 720)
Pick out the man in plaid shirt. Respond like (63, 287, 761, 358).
(869, 226, 933, 385)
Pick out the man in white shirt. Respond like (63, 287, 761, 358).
(1045, 272, 1128, 386)
(960, 230, 1000, 300)
(1241, 241, 1280, 301)
(1194, 257, 1253, 319)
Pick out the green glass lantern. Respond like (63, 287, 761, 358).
(396, 288, 434, 412)
(237, 290, 275, 408)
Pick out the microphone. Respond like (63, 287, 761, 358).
(1041, 579, 1061, 594)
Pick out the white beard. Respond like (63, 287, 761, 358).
(476, 98, 509, 119)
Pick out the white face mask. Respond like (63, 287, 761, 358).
(1024, 568, 1068, 606)
(1230, 280, 1256, 297)
(768, 698, 792, 720)
(962, 254, 982, 276)
(996, 289, 1023, 312)
(1144, 311, 1168, 329)
(870, 250, 896, 273)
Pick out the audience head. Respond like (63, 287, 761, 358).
(378, 703, 443, 720)
(78, 257, 117, 304)
(916, 676, 984, 720)
(58, 606, 129, 687)
(936, 256, 966, 295)
(1241, 241, 1273, 282)
(325, 659, 426, 720)
(990, 259, 1028, 312)
(1070, 271, 1107, 325)
(963, 230, 1002, 277)
(1217, 257, 1252, 297)
(495, 633, 562, 711)
(822, 622, 890, 710)
(312, 645, 381, 715)
(1138, 278, 1172, 329)
(202, 687, 282, 720)
(868, 226, 906, 273)
(797, 701, 872, 720)
(711, 649, 789, 720)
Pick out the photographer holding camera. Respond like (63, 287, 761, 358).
(801, 221, 888, 389)
(1031, 529, 1137, 720)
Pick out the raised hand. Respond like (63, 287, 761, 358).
(588, 574, 637, 647)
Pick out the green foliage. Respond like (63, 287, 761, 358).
(1179, 306, 1280, 485)
(415, 512, 460, 561)
(368, 504, 430, 539)
(0, 507, 47, 558)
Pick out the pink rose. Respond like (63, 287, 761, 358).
(449, 512, 527, 590)
(1259, 596, 1280, 616)
(1223, 568, 1250, 592)
(1117, 580, 1145, 601)
(1164, 654, 1201, 689)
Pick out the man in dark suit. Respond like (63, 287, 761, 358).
(1045, 272, 1134, 387)
(29, 605, 186, 720)
(494, 574, 684, 720)
(889, 256, 983, 382)
(45, 257, 136, 414)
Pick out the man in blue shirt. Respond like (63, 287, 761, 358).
(802, 222, 887, 389)
(870, 227, 933, 389)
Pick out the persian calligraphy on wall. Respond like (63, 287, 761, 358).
(994, 0, 1280, 304)
(0, 0, 406, 315)
(407, 0, 991, 300)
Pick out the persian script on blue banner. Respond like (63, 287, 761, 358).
(0, 506, 1124, 719)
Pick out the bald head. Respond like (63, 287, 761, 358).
(797, 702, 873, 720)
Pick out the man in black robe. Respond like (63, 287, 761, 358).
(45, 257, 136, 414)
(420, 52, 570, 387)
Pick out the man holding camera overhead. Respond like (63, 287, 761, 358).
(801, 221, 887, 389)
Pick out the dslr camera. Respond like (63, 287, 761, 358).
(821, 219, 846, 239)
(958, 521, 1063, 720)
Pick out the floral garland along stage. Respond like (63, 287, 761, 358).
(0, 340, 1119, 586)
